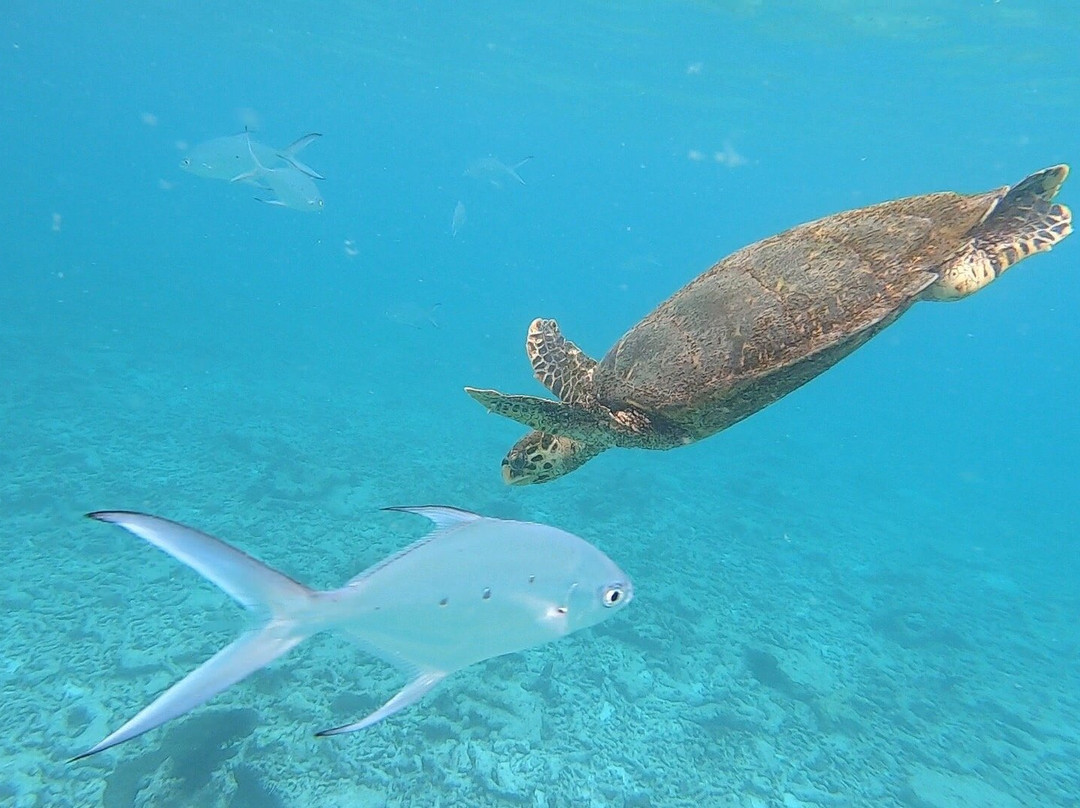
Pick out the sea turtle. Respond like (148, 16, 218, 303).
(466, 165, 1072, 484)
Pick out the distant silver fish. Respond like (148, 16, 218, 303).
(70, 506, 632, 760)
(232, 138, 325, 212)
(465, 155, 534, 188)
(385, 301, 442, 329)
(451, 200, 467, 237)
(180, 132, 324, 181)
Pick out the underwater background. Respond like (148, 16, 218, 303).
(2, 1, 1078, 806)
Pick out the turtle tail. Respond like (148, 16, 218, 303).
(927, 164, 1071, 300)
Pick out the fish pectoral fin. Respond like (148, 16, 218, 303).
(315, 671, 447, 737)
(255, 198, 287, 207)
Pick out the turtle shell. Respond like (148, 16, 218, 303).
(592, 187, 1002, 438)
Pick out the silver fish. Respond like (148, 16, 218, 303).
(451, 200, 467, 237)
(232, 137, 325, 212)
(180, 132, 324, 181)
(70, 506, 632, 760)
(385, 301, 442, 330)
(248, 165, 325, 212)
(464, 155, 533, 188)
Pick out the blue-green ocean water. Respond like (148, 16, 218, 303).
(2, 2, 1078, 806)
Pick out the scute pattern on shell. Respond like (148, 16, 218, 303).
(592, 188, 1006, 439)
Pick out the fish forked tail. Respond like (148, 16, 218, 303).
(279, 132, 324, 180)
(508, 155, 534, 185)
(69, 511, 316, 761)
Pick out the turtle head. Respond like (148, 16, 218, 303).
(502, 432, 604, 485)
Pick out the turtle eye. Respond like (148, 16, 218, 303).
(602, 584, 625, 607)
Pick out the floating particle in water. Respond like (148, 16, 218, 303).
(344, 239, 359, 257)
(51, 213, 61, 232)
(686, 62, 703, 75)
(140, 112, 158, 126)
(687, 149, 705, 162)
(158, 179, 174, 191)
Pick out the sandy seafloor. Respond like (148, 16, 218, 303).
(2, 319, 1077, 807)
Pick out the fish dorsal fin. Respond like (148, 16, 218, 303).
(344, 506, 485, 588)
(382, 505, 483, 531)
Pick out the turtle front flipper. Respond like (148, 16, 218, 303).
(501, 431, 605, 485)
(465, 388, 613, 441)
(526, 318, 599, 405)
(927, 164, 1072, 301)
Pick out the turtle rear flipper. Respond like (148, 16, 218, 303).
(501, 431, 606, 485)
(465, 388, 613, 441)
(526, 318, 599, 405)
(927, 164, 1072, 300)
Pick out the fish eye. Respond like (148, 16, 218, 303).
(180, 158, 190, 167)
(602, 584, 625, 608)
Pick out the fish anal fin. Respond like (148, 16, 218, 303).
(315, 671, 447, 736)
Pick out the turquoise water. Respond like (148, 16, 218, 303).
(3, 2, 1079, 805)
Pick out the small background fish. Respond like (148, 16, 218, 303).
(451, 200, 467, 236)
(464, 156, 533, 188)
(181, 131, 325, 211)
